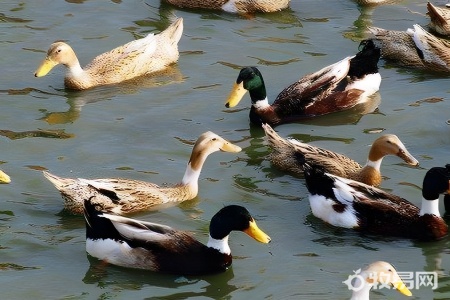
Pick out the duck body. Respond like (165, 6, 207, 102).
(84, 199, 271, 274)
(163, 0, 290, 13)
(427, 2, 450, 36)
(345, 261, 412, 299)
(35, 18, 183, 90)
(225, 40, 381, 126)
(302, 163, 450, 241)
(262, 123, 418, 186)
(369, 24, 450, 72)
(43, 131, 241, 215)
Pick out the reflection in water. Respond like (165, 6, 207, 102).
(39, 66, 184, 125)
(0, 128, 74, 140)
(83, 255, 238, 299)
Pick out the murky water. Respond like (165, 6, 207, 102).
(1, 0, 450, 299)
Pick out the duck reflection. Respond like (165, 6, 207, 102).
(39, 66, 184, 125)
(83, 255, 238, 299)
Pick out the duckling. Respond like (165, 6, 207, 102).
(163, 0, 290, 13)
(344, 261, 412, 299)
(43, 131, 241, 215)
(427, 2, 450, 36)
(0, 170, 10, 184)
(302, 163, 450, 241)
(34, 18, 183, 90)
(84, 198, 271, 275)
(224, 40, 381, 126)
(262, 123, 419, 186)
(369, 24, 450, 72)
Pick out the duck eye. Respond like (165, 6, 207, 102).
(212, 138, 217, 141)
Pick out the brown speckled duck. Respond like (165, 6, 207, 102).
(369, 23, 450, 72)
(43, 131, 241, 215)
(84, 200, 271, 275)
(302, 163, 450, 241)
(34, 18, 183, 90)
(262, 123, 419, 186)
(225, 40, 381, 126)
(163, 0, 290, 13)
(427, 2, 450, 36)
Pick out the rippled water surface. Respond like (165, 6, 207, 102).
(1, 0, 450, 299)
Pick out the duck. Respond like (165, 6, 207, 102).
(368, 24, 450, 72)
(343, 261, 412, 299)
(43, 131, 241, 215)
(427, 2, 450, 36)
(162, 0, 290, 13)
(302, 162, 450, 241)
(0, 169, 10, 184)
(34, 18, 183, 90)
(83, 197, 271, 275)
(261, 123, 419, 186)
(224, 39, 381, 126)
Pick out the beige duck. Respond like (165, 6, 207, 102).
(43, 131, 241, 215)
(163, 0, 290, 13)
(0, 169, 10, 184)
(262, 123, 419, 186)
(369, 24, 450, 72)
(34, 18, 183, 90)
(427, 2, 450, 36)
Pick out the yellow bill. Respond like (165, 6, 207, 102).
(393, 280, 412, 297)
(0, 170, 11, 184)
(244, 219, 271, 243)
(225, 82, 247, 108)
(220, 141, 242, 153)
(35, 58, 58, 77)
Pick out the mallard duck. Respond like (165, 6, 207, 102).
(369, 24, 450, 72)
(344, 261, 412, 299)
(302, 163, 450, 240)
(0, 169, 10, 184)
(163, 0, 289, 13)
(262, 123, 419, 186)
(224, 40, 381, 126)
(427, 2, 450, 36)
(34, 18, 183, 90)
(43, 131, 241, 215)
(83, 198, 271, 274)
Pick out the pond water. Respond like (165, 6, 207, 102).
(1, 0, 450, 299)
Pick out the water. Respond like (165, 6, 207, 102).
(1, 0, 449, 299)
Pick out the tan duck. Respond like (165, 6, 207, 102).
(344, 261, 412, 299)
(427, 2, 450, 36)
(0, 169, 10, 184)
(34, 18, 183, 90)
(225, 40, 381, 126)
(262, 123, 419, 186)
(369, 24, 450, 72)
(163, 0, 290, 13)
(84, 200, 270, 275)
(43, 131, 241, 215)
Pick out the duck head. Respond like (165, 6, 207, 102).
(225, 67, 268, 108)
(35, 42, 78, 77)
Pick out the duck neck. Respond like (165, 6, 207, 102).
(207, 234, 230, 255)
(180, 162, 201, 195)
(350, 274, 373, 300)
(248, 80, 269, 107)
(420, 197, 440, 217)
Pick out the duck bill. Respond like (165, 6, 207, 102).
(225, 82, 247, 108)
(392, 281, 412, 297)
(220, 141, 242, 153)
(0, 170, 11, 184)
(243, 219, 271, 244)
(34, 57, 58, 77)
(398, 149, 419, 166)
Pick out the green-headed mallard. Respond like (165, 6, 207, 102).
(225, 40, 381, 126)
(345, 261, 412, 299)
(84, 199, 271, 275)
(34, 18, 183, 90)
(369, 24, 450, 72)
(302, 163, 450, 241)
(262, 123, 419, 186)
(43, 131, 241, 215)
(163, 0, 289, 13)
